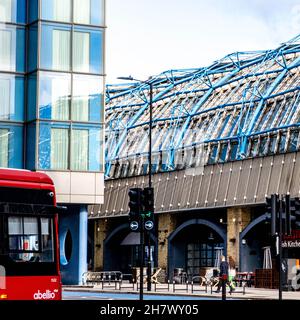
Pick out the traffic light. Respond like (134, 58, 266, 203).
(265, 194, 279, 236)
(290, 197, 300, 229)
(285, 194, 291, 235)
(141, 187, 154, 232)
(265, 196, 272, 222)
(128, 188, 143, 232)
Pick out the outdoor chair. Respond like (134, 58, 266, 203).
(151, 268, 162, 284)
(199, 268, 219, 287)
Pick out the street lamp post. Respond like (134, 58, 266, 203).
(118, 76, 153, 294)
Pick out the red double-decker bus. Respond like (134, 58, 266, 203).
(0, 169, 62, 300)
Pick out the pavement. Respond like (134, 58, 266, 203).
(63, 282, 300, 300)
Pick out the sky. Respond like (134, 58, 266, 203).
(105, 0, 300, 83)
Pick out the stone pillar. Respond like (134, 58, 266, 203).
(94, 218, 109, 271)
(227, 207, 251, 269)
(158, 213, 177, 273)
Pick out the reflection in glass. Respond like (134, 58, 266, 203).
(0, 0, 12, 22)
(0, 25, 25, 72)
(0, 29, 12, 70)
(53, 0, 71, 22)
(74, 0, 91, 24)
(39, 72, 71, 120)
(73, 31, 90, 72)
(0, 128, 9, 167)
(50, 128, 69, 170)
(0, 77, 10, 119)
(71, 129, 88, 170)
(41, 0, 71, 22)
(41, 218, 54, 262)
(52, 29, 71, 71)
(8, 216, 55, 262)
(72, 74, 103, 122)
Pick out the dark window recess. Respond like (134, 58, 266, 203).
(186, 242, 223, 278)
(279, 133, 286, 153)
(65, 230, 72, 263)
(0, 187, 54, 205)
(288, 130, 299, 152)
(229, 142, 238, 161)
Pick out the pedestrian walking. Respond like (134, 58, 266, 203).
(215, 255, 233, 293)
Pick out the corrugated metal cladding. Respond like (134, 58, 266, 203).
(89, 151, 300, 218)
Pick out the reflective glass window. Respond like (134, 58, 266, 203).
(39, 72, 71, 120)
(0, 124, 23, 168)
(27, 73, 37, 121)
(74, 0, 90, 24)
(73, 31, 90, 73)
(0, 25, 25, 72)
(40, 23, 71, 71)
(0, 128, 9, 167)
(0, 0, 26, 24)
(41, 0, 71, 22)
(8, 216, 54, 263)
(73, 26, 103, 74)
(27, 23, 38, 72)
(71, 125, 103, 171)
(38, 122, 70, 170)
(71, 129, 88, 170)
(51, 128, 69, 170)
(0, 74, 24, 121)
(72, 74, 103, 122)
(28, 0, 38, 23)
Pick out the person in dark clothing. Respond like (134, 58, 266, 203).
(215, 255, 233, 293)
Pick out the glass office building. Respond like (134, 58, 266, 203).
(0, 0, 105, 284)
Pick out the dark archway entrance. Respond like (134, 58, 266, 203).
(168, 219, 226, 280)
(103, 223, 157, 274)
(239, 214, 272, 272)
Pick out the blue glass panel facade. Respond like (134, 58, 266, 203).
(0, 74, 25, 121)
(27, 23, 38, 72)
(0, 0, 27, 24)
(28, 0, 38, 23)
(27, 73, 37, 121)
(90, 0, 105, 26)
(39, 71, 71, 120)
(0, 123, 23, 168)
(73, 26, 104, 74)
(40, 23, 72, 71)
(0, 0, 105, 172)
(0, 25, 26, 73)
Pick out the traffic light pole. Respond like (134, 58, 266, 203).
(279, 197, 283, 300)
(139, 215, 144, 301)
(147, 82, 153, 292)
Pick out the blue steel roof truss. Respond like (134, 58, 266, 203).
(105, 35, 300, 179)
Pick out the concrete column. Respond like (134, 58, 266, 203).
(227, 207, 251, 269)
(158, 213, 177, 272)
(94, 218, 109, 271)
